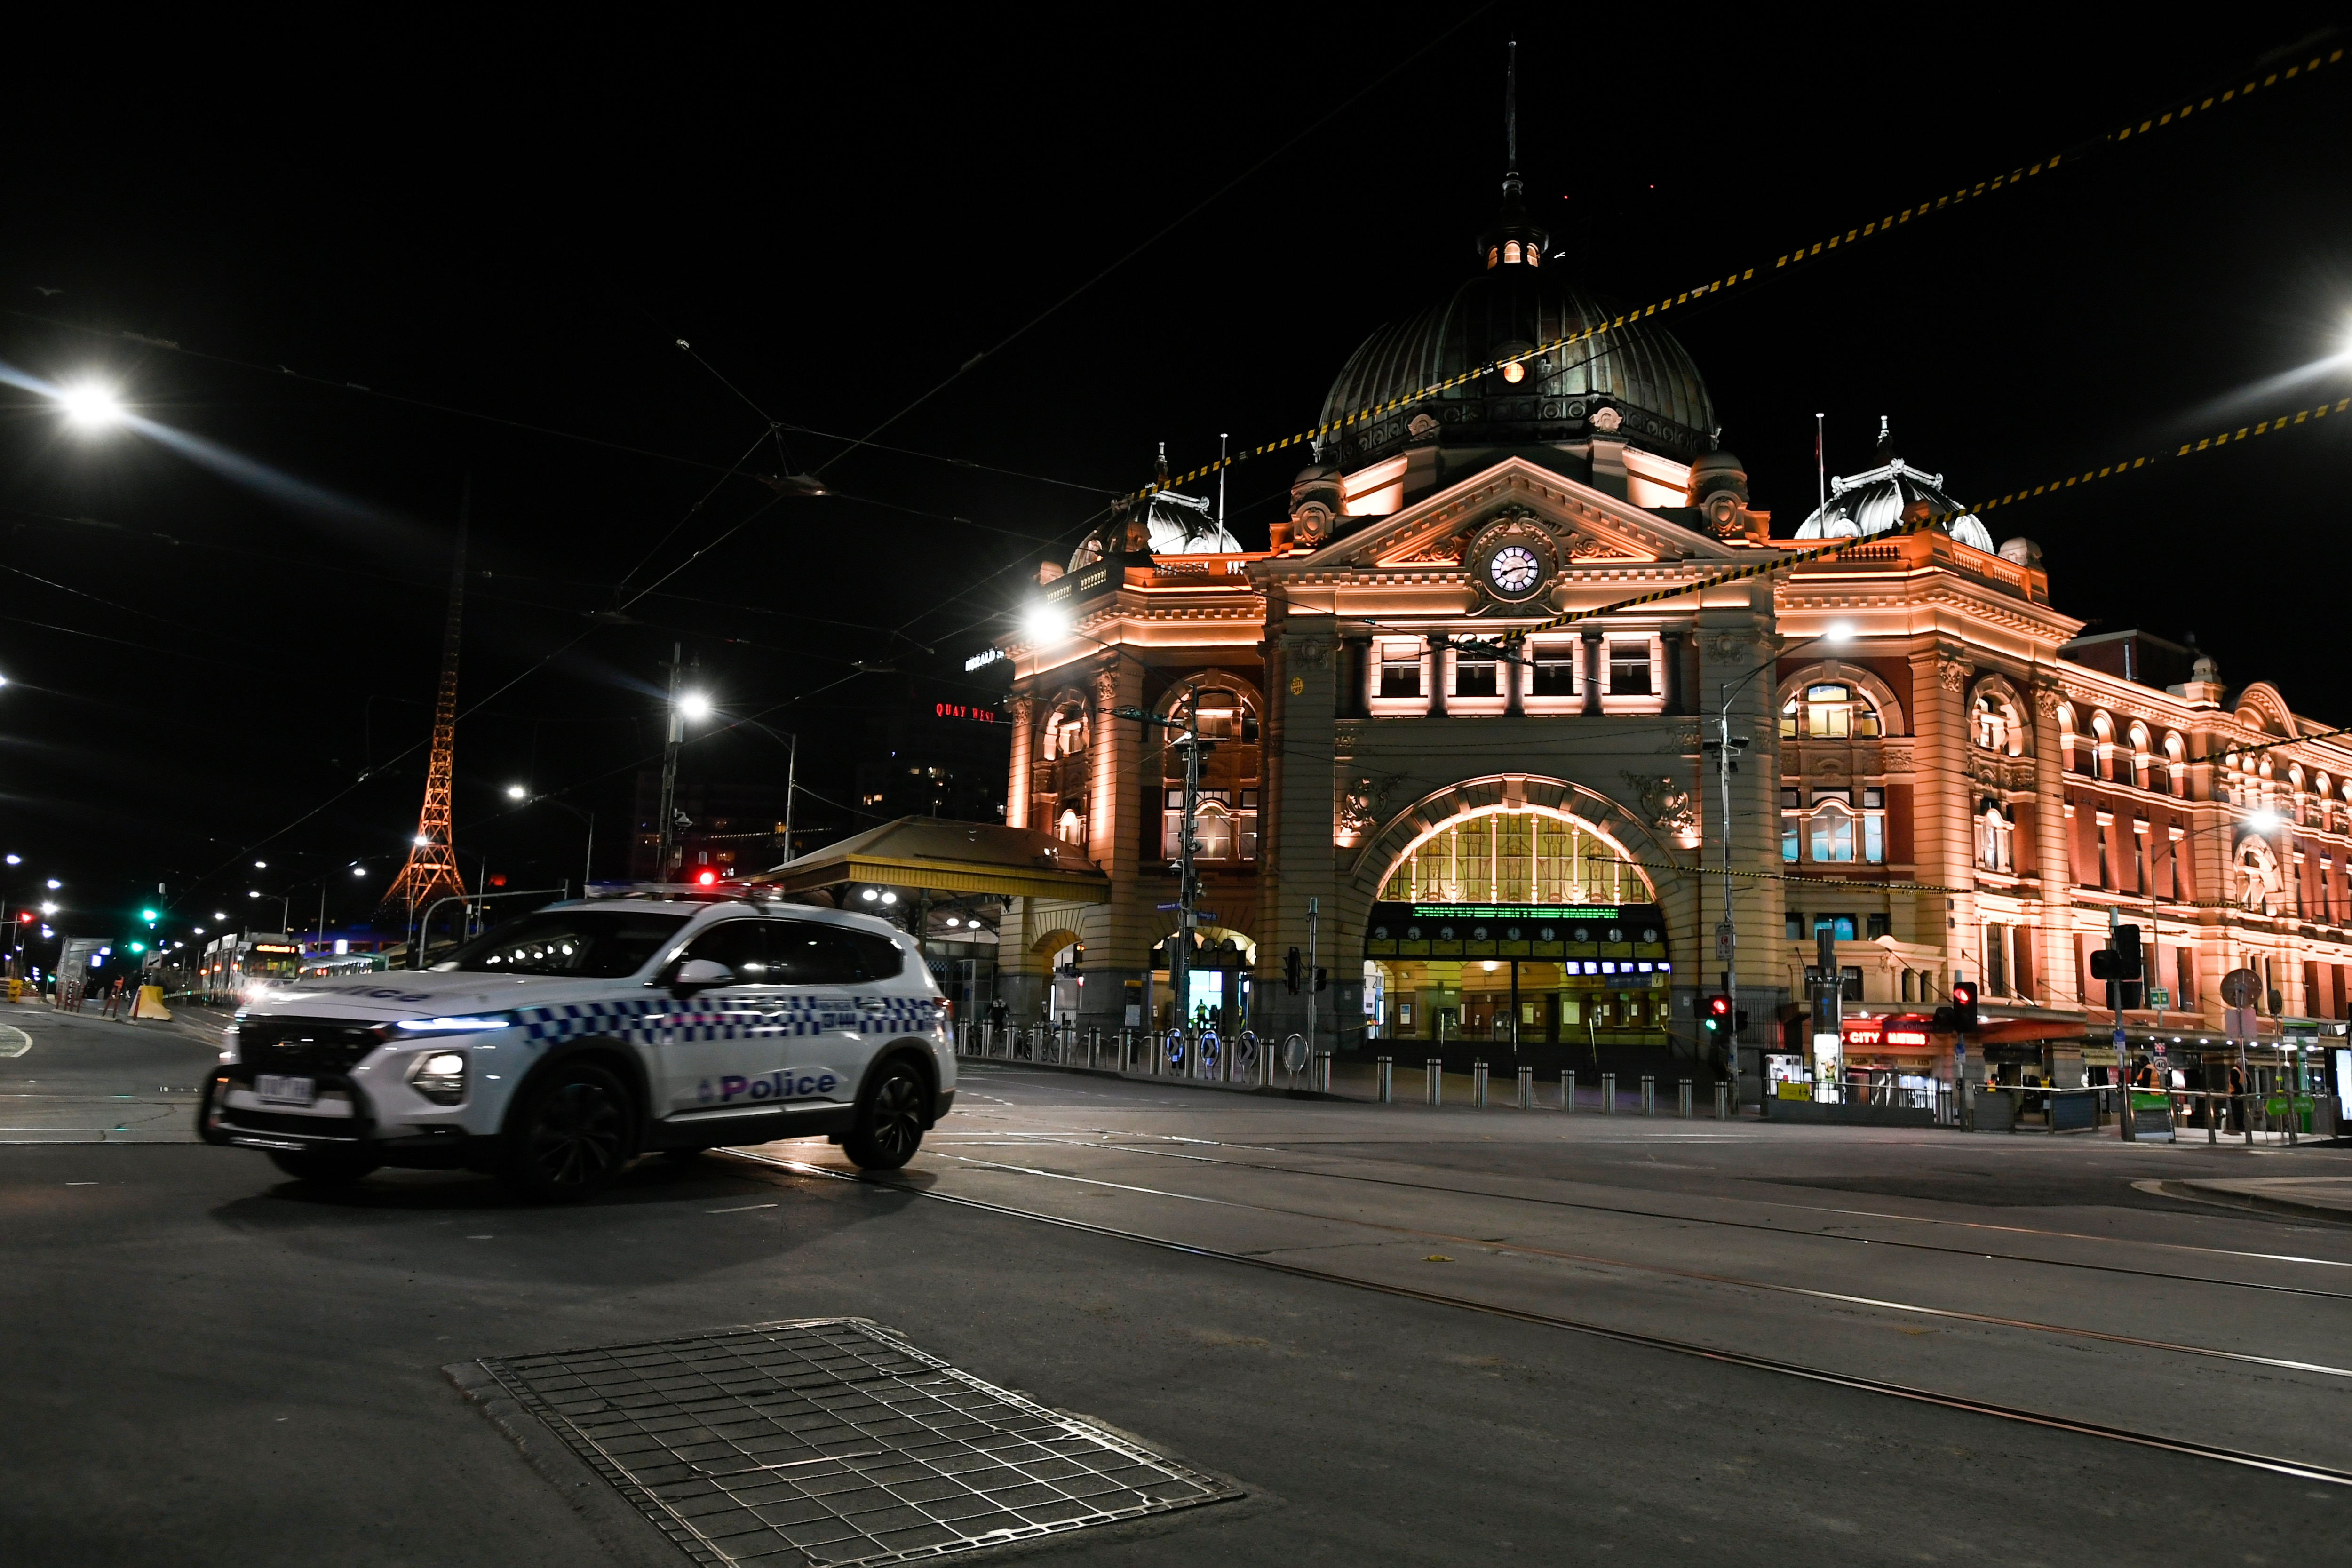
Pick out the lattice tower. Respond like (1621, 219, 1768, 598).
(381, 498, 471, 923)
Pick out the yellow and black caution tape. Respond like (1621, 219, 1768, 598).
(1516, 393, 2351, 638)
(1121, 44, 2345, 511)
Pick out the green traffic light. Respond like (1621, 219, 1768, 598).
(128, 942, 146, 954)
(140, 908, 159, 921)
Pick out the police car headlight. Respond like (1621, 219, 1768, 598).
(408, 1050, 469, 1105)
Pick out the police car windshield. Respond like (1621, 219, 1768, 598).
(431, 910, 691, 978)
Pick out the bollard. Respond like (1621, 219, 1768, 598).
(1678, 1079, 1691, 1119)
(1088, 1028, 1099, 1070)
(1642, 1075, 1655, 1116)
(1426, 1058, 1443, 1106)
(1560, 1069, 1574, 1112)
(1602, 1072, 1615, 1115)
(1714, 1081, 1729, 1121)
(1377, 1056, 1393, 1104)
(1518, 1065, 1534, 1110)
(1315, 1050, 1333, 1094)
(981, 1022, 994, 1058)
(1473, 1060, 1489, 1106)
(2207, 1090, 2218, 1145)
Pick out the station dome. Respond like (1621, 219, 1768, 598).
(1793, 417, 1994, 552)
(1317, 171, 1717, 471)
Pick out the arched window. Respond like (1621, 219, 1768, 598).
(1056, 807, 1085, 848)
(1159, 681, 1261, 863)
(2128, 723, 2152, 790)
(1377, 808, 1653, 905)
(1779, 682, 1883, 739)
(2058, 704, 2080, 774)
(1040, 701, 1087, 761)
(2090, 712, 2117, 780)
(1977, 802, 2015, 872)
(1810, 799, 1856, 862)
(1971, 684, 2025, 756)
(2163, 732, 2186, 797)
(1503, 240, 1523, 265)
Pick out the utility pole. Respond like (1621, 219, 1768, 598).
(1307, 896, 1320, 1064)
(1714, 713, 1748, 1088)
(1173, 714, 1200, 1036)
(656, 642, 687, 882)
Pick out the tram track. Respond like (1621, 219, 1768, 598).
(915, 1149, 2352, 1380)
(938, 1124, 2352, 1301)
(723, 1149, 2352, 1490)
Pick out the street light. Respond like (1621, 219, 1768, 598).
(56, 382, 124, 429)
(655, 643, 707, 879)
(509, 788, 597, 890)
(678, 692, 713, 722)
(1705, 622, 1854, 1085)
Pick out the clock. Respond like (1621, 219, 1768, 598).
(1467, 514, 1557, 606)
(1489, 545, 1541, 595)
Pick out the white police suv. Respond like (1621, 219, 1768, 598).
(197, 892, 954, 1199)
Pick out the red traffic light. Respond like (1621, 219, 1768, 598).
(1952, 981, 1976, 1006)
(1705, 995, 1732, 1018)
(696, 869, 717, 887)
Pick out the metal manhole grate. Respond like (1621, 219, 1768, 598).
(478, 1317, 1240, 1566)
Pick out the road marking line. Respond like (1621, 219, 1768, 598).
(0, 1026, 30, 1058)
(707, 1202, 779, 1214)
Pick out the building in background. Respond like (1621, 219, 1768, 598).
(988, 150, 2352, 1100)
(851, 674, 1011, 828)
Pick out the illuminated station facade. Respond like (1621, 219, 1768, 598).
(993, 168, 2352, 1097)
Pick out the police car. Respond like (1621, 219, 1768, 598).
(196, 891, 954, 1199)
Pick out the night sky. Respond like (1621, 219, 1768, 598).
(2, 12, 2346, 953)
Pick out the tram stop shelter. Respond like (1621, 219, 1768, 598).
(749, 817, 1110, 948)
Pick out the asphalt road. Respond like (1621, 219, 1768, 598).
(6, 1026, 2352, 1566)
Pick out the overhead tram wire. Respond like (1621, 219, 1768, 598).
(809, 4, 1499, 480)
(1113, 40, 2351, 512)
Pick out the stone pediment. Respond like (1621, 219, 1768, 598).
(1276, 456, 1745, 575)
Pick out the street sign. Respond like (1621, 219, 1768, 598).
(1715, 922, 1734, 961)
(2110, 1027, 2127, 1049)
(1282, 1033, 1309, 1073)
(2219, 968, 2261, 1008)
(2145, 986, 2169, 1008)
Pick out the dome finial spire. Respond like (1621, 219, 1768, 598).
(1875, 414, 1894, 465)
(1502, 39, 1521, 197)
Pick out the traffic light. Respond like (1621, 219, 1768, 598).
(1951, 980, 1979, 1032)
(1284, 946, 1302, 994)
(140, 908, 159, 922)
(2090, 925, 2143, 982)
(1313, 967, 1328, 994)
(1701, 994, 1732, 1033)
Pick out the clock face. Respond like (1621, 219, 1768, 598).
(1488, 545, 1542, 596)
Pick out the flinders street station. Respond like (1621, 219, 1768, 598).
(991, 159, 2352, 1104)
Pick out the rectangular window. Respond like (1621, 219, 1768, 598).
(1453, 653, 1498, 698)
(1986, 924, 2008, 995)
(1812, 914, 1858, 941)
(1866, 913, 1891, 939)
(1608, 641, 1653, 695)
(1863, 814, 1884, 864)
(1805, 684, 1850, 738)
(1781, 815, 1799, 862)
(1532, 644, 1577, 696)
(1785, 911, 1804, 941)
(1863, 788, 1884, 809)
(1378, 640, 1422, 698)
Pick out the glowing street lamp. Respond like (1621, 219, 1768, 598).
(506, 783, 528, 800)
(56, 381, 124, 430)
(678, 692, 713, 722)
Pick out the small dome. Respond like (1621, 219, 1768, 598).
(1793, 417, 1992, 552)
(1689, 447, 1748, 502)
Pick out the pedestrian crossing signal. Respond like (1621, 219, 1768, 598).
(1951, 981, 1979, 1032)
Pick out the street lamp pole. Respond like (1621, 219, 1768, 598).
(656, 642, 686, 882)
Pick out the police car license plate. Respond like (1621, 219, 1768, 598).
(255, 1075, 316, 1106)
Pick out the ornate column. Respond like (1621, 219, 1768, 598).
(1581, 631, 1604, 716)
(1005, 690, 1037, 830)
(1910, 647, 1975, 1002)
(1661, 629, 1685, 717)
(1085, 658, 1146, 1035)
(2029, 677, 2076, 1003)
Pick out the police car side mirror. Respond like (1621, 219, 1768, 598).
(670, 958, 734, 997)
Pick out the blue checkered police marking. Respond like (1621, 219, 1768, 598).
(516, 994, 938, 1047)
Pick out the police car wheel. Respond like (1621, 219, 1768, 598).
(843, 1061, 926, 1171)
(501, 1064, 635, 1201)
(267, 1147, 380, 1185)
